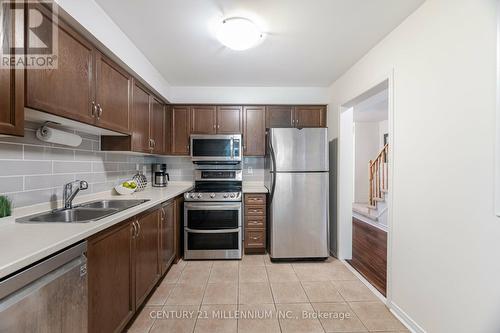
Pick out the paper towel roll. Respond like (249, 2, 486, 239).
(36, 126, 83, 147)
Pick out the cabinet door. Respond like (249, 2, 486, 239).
(217, 106, 242, 134)
(160, 201, 175, 275)
(295, 106, 327, 128)
(266, 106, 294, 128)
(0, 1, 23, 136)
(131, 81, 151, 153)
(174, 196, 184, 262)
(243, 106, 266, 156)
(171, 106, 191, 155)
(150, 97, 165, 154)
(25, 6, 94, 124)
(163, 106, 172, 155)
(95, 52, 131, 133)
(191, 106, 216, 134)
(88, 220, 134, 333)
(135, 209, 160, 306)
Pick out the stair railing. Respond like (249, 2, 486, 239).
(369, 144, 389, 207)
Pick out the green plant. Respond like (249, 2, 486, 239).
(0, 196, 12, 218)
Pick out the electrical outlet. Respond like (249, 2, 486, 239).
(247, 167, 253, 175)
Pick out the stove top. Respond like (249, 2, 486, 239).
(185, 167, 242, 202)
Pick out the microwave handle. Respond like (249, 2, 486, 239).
(230, 138, 234, 159)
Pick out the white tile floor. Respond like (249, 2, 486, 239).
(127, 254, 408, 333)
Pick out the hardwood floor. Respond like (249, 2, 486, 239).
(347, 217, 387, 296)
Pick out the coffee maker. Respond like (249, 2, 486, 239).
(152, 164, 169, 187)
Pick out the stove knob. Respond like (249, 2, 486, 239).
(230, 193, 236, 198)
(210, 193, 216, 199)
(223, 193, 229, 198)
(197, 194, 202, 199)
(190, 193, 196, 199)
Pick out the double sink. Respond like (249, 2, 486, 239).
(16, 199, 150, 223)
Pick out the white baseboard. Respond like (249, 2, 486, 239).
(389, 301, 427, 333)
(342, 260, 426, 333)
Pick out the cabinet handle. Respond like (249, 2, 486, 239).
(137, 220, 141, 236)
(213, 124, 216, 129)
(252, 237, 259, 240)
(132, 222, 138, 238)
(96, 104, 102, 120)
(91, 101, 97, 117)
(296, 118, 299, 126)
(217, 124, 220, 129)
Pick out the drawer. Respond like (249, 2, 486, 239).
(245, 205, 265, 216)
(245, 216, 265, 228)
(245, 194, 266, 205)
(245, 230, 265, 248)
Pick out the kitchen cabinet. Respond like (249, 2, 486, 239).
(191, 105, 242, 134)
(174, 196, 185, 262)
(266, 106, 294, 128)
(171, 106, 191, 155)
(243, 106, 266, 156)
(131, 81, 151, 153)
(150, 97, 165, 154)
(160, 200, 175, 275)
(191, 105, 217, 134)
(244, 194, 267, 253)
(163, 106, 172, 155)
(94, 52, 131, 133)
(26, 5, 95, 125)
(88, 220, 134, 333)
(0, 1, 24, 137)
(217, 106, 242, 134)
(26, 6, 132, 134)
(294, 106, 327, 128)
(266, 105, 327, 128)
(134, 208, 161, 306)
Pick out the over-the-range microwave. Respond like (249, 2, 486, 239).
(190, 134, 242, 162)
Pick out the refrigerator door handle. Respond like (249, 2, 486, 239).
(269, 138, 277, 204)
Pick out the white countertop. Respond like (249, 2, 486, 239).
(243, 181, 268, 193)
(0, 182, 193, 279)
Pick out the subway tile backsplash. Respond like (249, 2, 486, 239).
(0, 122, 265, 208)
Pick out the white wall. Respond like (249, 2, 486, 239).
(171, 86, 330, 104)
(354, 122, 380, 203)
(329, 0, 500, 332)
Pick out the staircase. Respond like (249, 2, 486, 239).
(352, 144, 389, 225)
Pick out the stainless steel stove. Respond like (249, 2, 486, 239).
(184, 165, 243, 260)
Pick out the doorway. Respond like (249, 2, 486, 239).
(337, 77, 394, 300)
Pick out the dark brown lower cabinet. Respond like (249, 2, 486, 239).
(160, 200, 175, 275)
(244, 193, 267, 254)
(88, 219, 134, 333)
(134, 209, 161, 306)
(88, 197, 184, 332)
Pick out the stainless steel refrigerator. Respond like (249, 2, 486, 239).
(265, 128, 329, 259)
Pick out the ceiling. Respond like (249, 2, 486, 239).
(95, 0, 424, 87)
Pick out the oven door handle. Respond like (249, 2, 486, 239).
(185, 228, 241, 234)
(184, 203, 242, 210)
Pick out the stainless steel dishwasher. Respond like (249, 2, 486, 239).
(0, 241, 88, 332)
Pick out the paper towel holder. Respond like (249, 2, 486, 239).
(36, 121, 83, 147)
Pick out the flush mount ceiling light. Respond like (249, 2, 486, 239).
(216, 17, 263, 51)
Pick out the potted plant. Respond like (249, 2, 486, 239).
(0, 196, 12, 218)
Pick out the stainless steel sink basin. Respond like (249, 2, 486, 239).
(78, 199, 149, 210)
(16, 199, 150, 224)
(17, 208, 119, 223)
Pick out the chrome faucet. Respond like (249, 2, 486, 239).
(63, 180, 89, 209)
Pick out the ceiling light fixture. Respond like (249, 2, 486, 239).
(216, 17, 263, 51)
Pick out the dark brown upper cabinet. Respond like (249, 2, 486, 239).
(171, 106, 191, 155)
(150, 97, 165, 154)
(163, 106, 172, 155)
(191, 105, 217, 134)
(266, 105, 327, 128)
(266, 106, 294, 128)
(26, 5, 95, 125)
(26, 6, 131, 134)
(131, 81, 151, 153)
(217, 106, 242, 134)
(243, 106, 266, 156)
(295, 106, 327, 128)
(94, 52, 131, 133)
(0, 1, 24, 137)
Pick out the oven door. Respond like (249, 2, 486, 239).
(190, 135, 241, 162)
(184, 202, 242, 259)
